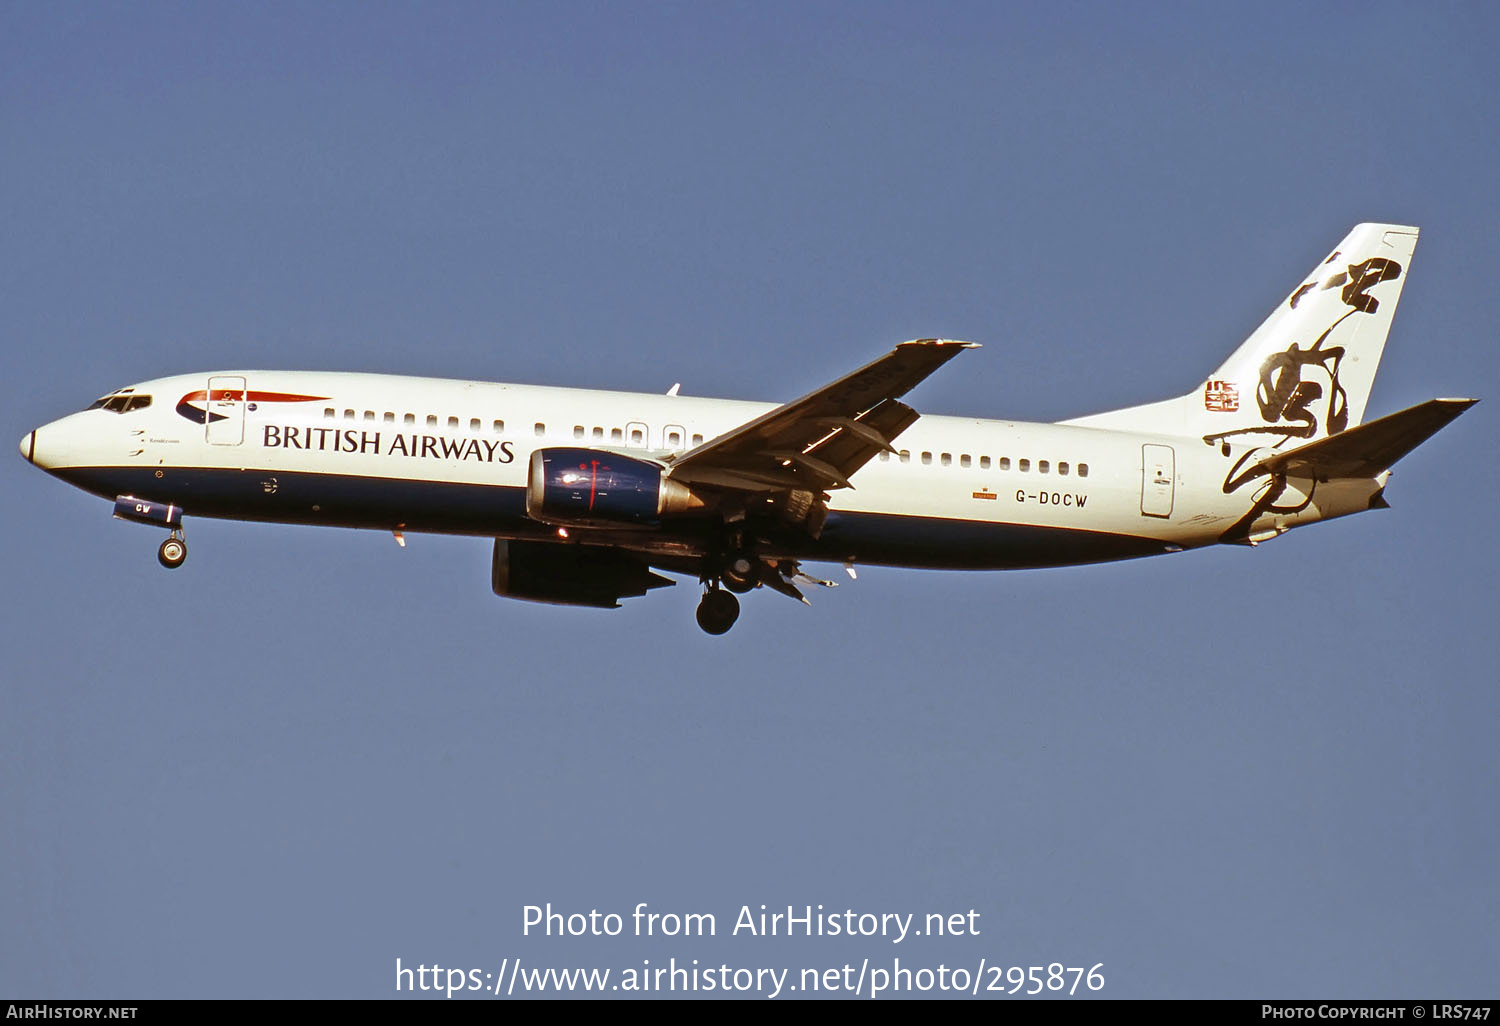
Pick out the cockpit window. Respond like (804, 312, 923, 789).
(86, 391, 152, 414)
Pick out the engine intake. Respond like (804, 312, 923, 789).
(526, 447, 703, 526)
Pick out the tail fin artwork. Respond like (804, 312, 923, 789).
(1065, 223, 1420, 446)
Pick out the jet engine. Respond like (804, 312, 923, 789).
(526, 447, 704, 526)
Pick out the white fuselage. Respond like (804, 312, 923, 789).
(23, 369, 1383, 571)
(18, 226, 1459, 633)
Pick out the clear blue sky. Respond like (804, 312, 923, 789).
(3, 0, 1496, 999)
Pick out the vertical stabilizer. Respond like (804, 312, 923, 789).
(1064, 224, 1419, 445)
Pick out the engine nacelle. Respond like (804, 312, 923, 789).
(491, 539, 672, 608)
(526, 447, 703, 526)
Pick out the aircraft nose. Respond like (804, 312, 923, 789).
(22, 420, 74, 472)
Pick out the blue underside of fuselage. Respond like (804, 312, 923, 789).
(51, 465, 1173, 570)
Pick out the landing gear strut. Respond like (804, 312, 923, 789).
(695, 587, 740, 635)
(157, 530, 187, 569)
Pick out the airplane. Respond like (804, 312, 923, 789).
(19, 223, 1476, 634)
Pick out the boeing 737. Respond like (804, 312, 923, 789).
(19, 223, 1475, 633)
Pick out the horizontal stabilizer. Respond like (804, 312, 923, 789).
(1258, 398, 1476, 480)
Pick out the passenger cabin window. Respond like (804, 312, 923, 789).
(1059, 462, 1069, 476)
(426, 415, 438, 427)
(921, 452, 932, 465)
(1078, 464, 1089, 478)
(383, 412, 395, 424)
(324, 408, 336, 419)
(534, 422, 546, 437)
(470, 418, 481, 432)
(573, 425, 585, 439)
(344, 409, 356, 421)
(611, 428, 623, 442)
(448, 416, 459, 430)
(999, 457, 1011, 471)
(1019, 459, 1030, 472)
(404, 413, 415, 426)
(940, 453, 952, 466)
(960, 454, 971, 468)
(592, 427, 604, 440)
(1039, 460, 1049, 474)
(899, 450, 910, 463)
(493, 419, 505, 433)
(692, 433, 704, 446)
(878, 451, 890, 461)
(980, 456, 991, 470)
(364, 411, 375, 422)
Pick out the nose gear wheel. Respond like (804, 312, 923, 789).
(157, 531, 187, 569)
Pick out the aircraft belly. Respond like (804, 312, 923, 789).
(53, 465, 532, 535)
(814, 511, 1172, 570)
(55, 464, 1177, 570)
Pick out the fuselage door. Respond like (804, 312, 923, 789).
(206, 375, 247, 445)
(1141, 443, 1175, 518)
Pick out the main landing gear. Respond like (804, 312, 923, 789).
(695, 587, 740, 635)
(694, 547, 846, 634)
(720, 553, 758, 593)
(693, 527, 845, 634)
(697, 544, 754, 634)
(157, 530, 187, 569)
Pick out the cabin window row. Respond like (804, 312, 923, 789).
(326, 408, 507, 434)
(878, 449, 1089, 477)
(570, 425, 705, 449)
(320, 408, 709, 451)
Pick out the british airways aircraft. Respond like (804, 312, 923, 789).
(19, 224, 1475, 633)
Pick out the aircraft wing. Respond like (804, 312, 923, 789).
(666, 338, 977, 493)
(1259, 397, 1476, 480)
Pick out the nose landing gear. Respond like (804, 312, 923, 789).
(157, 530, 187, 569)
(110, 495, 188, 570)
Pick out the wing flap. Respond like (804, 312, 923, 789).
(669, 339, 974, 491)
(795, 399, 919, 485)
